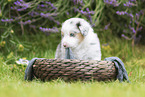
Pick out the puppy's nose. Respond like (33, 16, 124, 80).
(63, 42, 67, 48)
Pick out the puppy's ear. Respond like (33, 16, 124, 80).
(76, 22, 89, 36)
(79, 26, 89, 36)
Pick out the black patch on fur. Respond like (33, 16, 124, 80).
(70, 21, 73, 24)
(76, 22, 81, 28)
(76, 22, 81, 33)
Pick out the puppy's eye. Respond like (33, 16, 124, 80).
(70, 33, 75, 37)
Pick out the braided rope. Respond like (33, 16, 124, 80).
(32, 59, 117, 81)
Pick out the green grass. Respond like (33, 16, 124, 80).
(0, 33, 145, 97)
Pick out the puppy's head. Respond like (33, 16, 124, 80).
(61, 18, 92, 49)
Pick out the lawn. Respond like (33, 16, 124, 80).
(0, 33, 145, 97)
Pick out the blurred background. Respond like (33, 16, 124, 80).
(0, 0, 145, 66)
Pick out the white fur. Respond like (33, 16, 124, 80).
(55, 18, 101, 60)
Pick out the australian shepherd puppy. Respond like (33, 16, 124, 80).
(55, 18, 101, 60)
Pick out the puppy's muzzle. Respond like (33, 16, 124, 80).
(63, 42, 68, 48)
